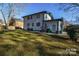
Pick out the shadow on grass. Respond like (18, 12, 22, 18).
(36, 43, 63, 56)
(0, 31, 5, 34)
(47, 34, 69, 40)
(0, 44, 16, 56)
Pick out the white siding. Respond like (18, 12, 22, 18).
(46, 21, 58, 32)
(58, 21, 61, 31)
(46, 21, 63, 33)
(58, 21, 63, 32)
(44, 14, 51, 20)
(24, 14, 44, 31)
(23, 12, 63, 33)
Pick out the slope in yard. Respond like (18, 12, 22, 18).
(0, 29, 79, 56)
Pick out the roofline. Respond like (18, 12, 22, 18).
(23, 11, 51, 18)
(44, 18, 63, 22)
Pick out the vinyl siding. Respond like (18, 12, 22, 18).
(24, 14, 44, 31)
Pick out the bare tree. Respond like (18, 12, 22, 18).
(0, 4, 14, 30)
(0, 3, 26, 30)
(58, 3, 79, 13)
(58, 3, 79, 24)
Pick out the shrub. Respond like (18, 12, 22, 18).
(0, 31, 4, 34)
(65, 26, 78, 41)
(15, 27, 22, 29)
(46, 29, 52, 33)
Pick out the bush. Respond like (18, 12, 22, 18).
(0, 31, 4, 34)
(66, 26, 78, 41)
(46, 29, 52, 33)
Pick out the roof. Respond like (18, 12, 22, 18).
(55, 19, 63, 21)
(23, 11, 51, 18)
(44, 18, 63, 22)
(23, 11, 63, 21)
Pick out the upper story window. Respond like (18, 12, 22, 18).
(36, 22, 40, 26)
(27, 16, 32, 19)
(30, 16, 32, 19)
(27, 16, 29, 19)
(36, 14, 40, 18)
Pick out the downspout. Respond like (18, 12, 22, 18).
(57, 21, 59, 34)
(42, 13, 44, 32)
(61, 19, 64, 33)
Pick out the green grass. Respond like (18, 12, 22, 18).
(0, 29, 79, 56)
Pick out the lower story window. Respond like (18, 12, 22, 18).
(36, 22, 40, 26)
(32, 23, 34, 26)
(52, 25, 56, 31)
(27, 23, 30, 26)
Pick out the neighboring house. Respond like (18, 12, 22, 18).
(8, 17, 23, 30)
(23, 11, 64, 34)
(15, 19, 23, 29)
(8, 17, 16, 30)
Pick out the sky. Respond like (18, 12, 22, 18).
(16, 3, 77, 22)
(0, 3, 78, 22)
(18, 3, 73, 20)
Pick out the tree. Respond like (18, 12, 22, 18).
(58, 3, 79, 13)
(66, 25, 77, 41)
(58, 3, 79, 42)
(58, 3, 79, 24)
(0, 4, 14, 30)
(0, 3, 26, 31)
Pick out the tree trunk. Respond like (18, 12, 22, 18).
(0, 10, 8, 31)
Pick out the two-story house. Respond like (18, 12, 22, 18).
(23, 11, 63, 34)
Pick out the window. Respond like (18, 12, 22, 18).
(27, 16, 32, 19)
(32, 23, 34, 26)
(52, 24, 56, 31)
(29, 16, 32, 19)
(52, 25, 56, 28)
(27, 16, 29, 19)
(36, 14, 40, 18)
(36, 22, 40, 26)
(27, 23, 30, 26)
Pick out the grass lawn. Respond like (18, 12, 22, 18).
(0, 29, 79, 56)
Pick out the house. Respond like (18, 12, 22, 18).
(8, 17, 16, 30)
(63, 20, 70, 29)
(8, 17, 23, 30)
(15, 19, 23, 29)
(23, 11, 64, 34)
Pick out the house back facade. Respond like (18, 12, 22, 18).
(23, 11, 63, 34)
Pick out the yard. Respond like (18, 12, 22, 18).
(0, 29, 79, 56)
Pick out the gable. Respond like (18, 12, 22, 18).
(44, 14, 52, 20)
